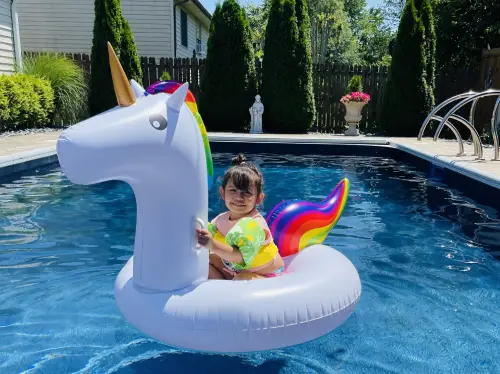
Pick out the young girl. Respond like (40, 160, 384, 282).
(196, 154, 285, 280)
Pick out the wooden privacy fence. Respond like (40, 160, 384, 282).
(24, 51, 478, 134)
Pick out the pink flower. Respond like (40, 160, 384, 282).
(340, 91, 371, 104)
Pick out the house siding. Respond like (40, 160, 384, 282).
(175, 5, 208, 59)
(0, 0, 14, 75)
(17, 0, 173, 59)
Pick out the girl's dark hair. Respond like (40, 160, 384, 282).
(222, 153, 264, 195)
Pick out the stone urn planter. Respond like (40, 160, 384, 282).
(340, 92, 371, 136)
(343, 102, 367, 136)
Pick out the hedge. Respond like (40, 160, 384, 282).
(199, 0, 257, 132)
(0, 73, 55, 131)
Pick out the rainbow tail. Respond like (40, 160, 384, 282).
(265, 178, 350, 258)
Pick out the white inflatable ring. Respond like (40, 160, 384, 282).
(115, 243, 361, 352)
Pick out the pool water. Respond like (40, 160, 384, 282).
(1, 153, 500, 373)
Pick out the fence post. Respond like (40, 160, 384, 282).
(191, 57, 200, 100)
(140, 57, 149, 87)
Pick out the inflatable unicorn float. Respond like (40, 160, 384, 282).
(56, 43, 361, 353)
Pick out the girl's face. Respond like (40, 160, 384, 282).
(220, 179, 264, 219)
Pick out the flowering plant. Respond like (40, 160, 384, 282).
(340, 92, 371, 104)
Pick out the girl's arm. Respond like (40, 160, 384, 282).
(210, 240, 244, 263)
(196, 227, 244, 263)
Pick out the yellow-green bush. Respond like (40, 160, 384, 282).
(0, 73, 55, 131)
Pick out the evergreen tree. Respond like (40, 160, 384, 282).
(378, 0, 431, 136)
(416, 0, 436, 110)
(199, 0, 257, 132)
(120, 17, 143, 85)
(89, 0, 123, 116)
(293, 0, 316, 129)
(262, 0, 314, 133)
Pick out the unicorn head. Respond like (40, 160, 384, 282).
(57, 43, 212, 292)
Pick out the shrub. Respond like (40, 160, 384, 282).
(21, 53, 88, 125)
(378, 0, 432, 136)
(89, 0, 123, 116)
(347, 75, 363, 93)
(199, 0, 257, 132)
(160, 71, 172, 81)
(120, 17, 142, 84)
(261, 0, 315, 133)
(293, 0, 316, 131)
(417, 0, 436, 109)
(0, 74, 55, 131)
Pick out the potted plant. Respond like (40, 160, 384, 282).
(340, 75, 370, 136)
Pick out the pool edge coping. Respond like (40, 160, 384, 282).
(1, 136, 500, 192)
(0, 146, 57, 178)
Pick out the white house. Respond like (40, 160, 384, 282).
(0, 0, 21, 74)
(15, 0, 211, 60)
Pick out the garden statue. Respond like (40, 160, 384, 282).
(249, 95, 264, 134)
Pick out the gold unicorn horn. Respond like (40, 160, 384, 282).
(107, 42, 136, 107)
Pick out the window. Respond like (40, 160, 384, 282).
(196, 23, 202, 53)
(180, 9, 188, 48)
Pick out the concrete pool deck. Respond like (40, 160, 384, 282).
(1, 131, 500, 190)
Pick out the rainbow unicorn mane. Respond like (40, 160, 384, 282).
(145, 80, 214, 189)
(265, 178, 350, 258)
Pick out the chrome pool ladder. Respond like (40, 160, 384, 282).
(417, 89, 500, 161)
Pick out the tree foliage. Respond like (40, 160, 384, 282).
(416, 0, 436, 109)
(245, 0, 393, 66)
(261, 0, 315, 133)
(89, 0, 142, 116)
(378, 0, 434, 136)
(244, 0, 272, 59)
(435, 0, 500, 72)
(199, 0, 257, 132)
(89, 0, 123, 116)
(120, 18, 142, 85)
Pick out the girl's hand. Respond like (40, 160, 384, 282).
(196, 228, 212, 250)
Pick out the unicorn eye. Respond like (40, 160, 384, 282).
(149, 114, 168, 130)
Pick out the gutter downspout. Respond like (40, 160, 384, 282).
(173, 0, 189, 59)
(11, 0, 22, 71)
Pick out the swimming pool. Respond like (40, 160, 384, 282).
(1, 152, 500, 373)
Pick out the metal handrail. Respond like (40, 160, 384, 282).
(418, 91, 476, 140)
(433, 90, 500, 161)
(492, 96, 500, 161)
(446, 114, 484, 160)
(425, 115, 465, 155)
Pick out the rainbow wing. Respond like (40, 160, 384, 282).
(145, 80, 214, 189)
(265, 178, 349, 258)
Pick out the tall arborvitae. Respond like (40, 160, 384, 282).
(199, 0, 257, 132)
(262, 0, 314, 133)
(378, 0, 431, 136)
(89, 0, 123, 116)
(293, 0, 316, 130)
(416, 0, 436, 110)
(120, 17, 142, 85)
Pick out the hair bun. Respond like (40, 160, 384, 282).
(232, 153, 248, 166)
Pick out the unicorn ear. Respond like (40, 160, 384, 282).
(130, 79, 145, 99)
(167, 82, 189, 112)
